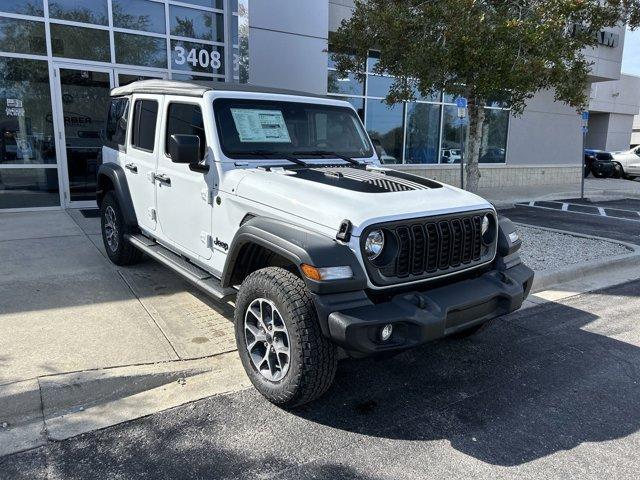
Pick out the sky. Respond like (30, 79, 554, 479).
(622, 27, 640, 75)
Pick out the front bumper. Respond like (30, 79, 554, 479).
(315, 263, 534, 355)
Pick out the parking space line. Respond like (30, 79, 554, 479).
(598, 207, 607, 216)
(561, 203, 569, 211)
(515, 203, 640, 223)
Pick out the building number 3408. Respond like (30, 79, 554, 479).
(174, 46, 222, 71)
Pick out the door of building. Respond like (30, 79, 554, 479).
(53, 65, 167, 208)
(53, 65, 114, 207)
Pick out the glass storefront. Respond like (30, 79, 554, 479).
(0, 0, 245, 210)
(328, 52, 510, 165)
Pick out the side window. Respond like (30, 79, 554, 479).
(105, 97, 129, 149)
(131, 99, 159, 152)
(165, 103, 205, 160)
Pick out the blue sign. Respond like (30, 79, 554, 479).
(456, 97, 468, 109)
(453, 118, 468, 126)
(582, 111, 589, 121)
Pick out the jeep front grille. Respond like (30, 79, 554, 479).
(363, 211, 495, 287)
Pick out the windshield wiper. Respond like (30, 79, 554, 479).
(228, 150, 309, 167)
(291, 150, 362, 166)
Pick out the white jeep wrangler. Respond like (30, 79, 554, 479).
(98, 80, 534, 407)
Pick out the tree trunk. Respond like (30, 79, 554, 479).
(465, 100, 485, 193)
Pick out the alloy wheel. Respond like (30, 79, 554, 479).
(244, 298, 291, 381)
(104, 206, 119, 252)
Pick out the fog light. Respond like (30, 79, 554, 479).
(380, 324, 393, 341)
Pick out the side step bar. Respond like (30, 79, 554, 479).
(126, 234, 237, 301)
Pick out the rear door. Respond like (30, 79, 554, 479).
(125, 95, 163, 232)
(155, 100, 213, 260)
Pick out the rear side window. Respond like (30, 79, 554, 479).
(131, 99, 159, 152)
(165, 103, 205, 160)
(105, 97, 129, 150)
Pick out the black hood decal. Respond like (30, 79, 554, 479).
(289, 166, 442, 193)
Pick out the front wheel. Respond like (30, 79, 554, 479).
(234, 267, 337, 407)
(612, 162, 624, 179)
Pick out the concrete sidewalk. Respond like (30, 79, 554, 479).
(0, 209, 247, 455)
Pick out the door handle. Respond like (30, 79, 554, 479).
(125, 163, 138, 173)
(154, 173, 171, 185)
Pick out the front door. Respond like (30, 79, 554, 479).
(156, 101, 213, 260)
(54, 65, 114, 207)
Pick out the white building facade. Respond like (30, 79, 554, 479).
(0, 0, 637, 211)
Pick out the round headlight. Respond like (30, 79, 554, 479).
(481, 214, 495, 245)
(481, 215, 490, 236)
(365, 229, 385, 260)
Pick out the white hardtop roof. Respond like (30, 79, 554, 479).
(110, 79, 330, 100)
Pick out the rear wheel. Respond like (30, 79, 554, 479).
(101, 191, 143, 266)
(234, 267, 337, 407)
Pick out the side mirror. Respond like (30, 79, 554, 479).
(169, 134, 200, 164)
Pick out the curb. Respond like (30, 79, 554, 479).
(0, 353, 250, 458)
(491, 189, 640, 210)
(513, 223, 640, 293)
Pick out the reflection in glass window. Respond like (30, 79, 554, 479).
(115, 32, 167, 68)
(0, 168, 59, 208)
(0, 18, 46, 55)
(50, 24, 110, 61)
(118, 74, 164, 86)
(0, 0, 44, 16)
(327, 71, 364, 96)
(170, 73, 224, 82)
(165, 103, 205, 159)
(0, 58, 56, 165)
(405, 103, 441, 164)
(367, 75, 395, 98)
(170, 40, 224, 75)
(441, 105, 466, 163)
(366, 100, 404, 164)
(48, 0, 108, 25)
(340, 97, 364, 121)
(179, 0, 224, 9)
(112, 0, 166, 34)
(480, 109, 508, 163)
(170, 5, 224, 42)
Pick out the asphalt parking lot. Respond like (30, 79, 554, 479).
(3, 279, 640, 479)
(500, 197, 640, 245)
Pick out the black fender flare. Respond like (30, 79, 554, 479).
(97, 163, 138, 227)
(221, 216, 368, 296)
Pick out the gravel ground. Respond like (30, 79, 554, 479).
(516, 225, 632, 272)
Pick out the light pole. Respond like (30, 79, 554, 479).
(581, 111, 589, 199)
(456, 97, 468, 189)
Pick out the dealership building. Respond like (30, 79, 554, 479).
(0, 0, 639, 211)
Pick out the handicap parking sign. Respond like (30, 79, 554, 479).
(456, 98, 468, 109)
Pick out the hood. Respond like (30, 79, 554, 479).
(234, 165, 493, 236)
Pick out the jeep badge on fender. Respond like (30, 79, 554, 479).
(97, 80, 534, 408)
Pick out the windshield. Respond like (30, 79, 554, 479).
(213, 98, 374, 159)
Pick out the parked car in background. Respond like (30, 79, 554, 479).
(625, 162, 640, 178)
(371, 138, 398, 164)
(480, 147, 506, 163)
(441, 148, 461, 163)
(584, 149, 616, 178)
(611, 145, 640, 177)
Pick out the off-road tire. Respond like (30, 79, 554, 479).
(447, 320, 492, 339)
(234, 267, 337, 407)
(101, 191, 143, 266)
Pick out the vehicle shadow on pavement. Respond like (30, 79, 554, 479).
(293, 291, 640, 467)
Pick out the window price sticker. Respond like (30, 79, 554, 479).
(230, 109, 292, 143)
